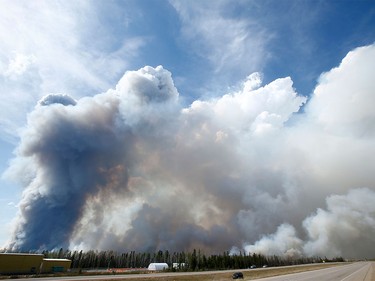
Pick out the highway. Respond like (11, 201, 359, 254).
(11, 262, 374, 281)
(251, 262, 374, 281)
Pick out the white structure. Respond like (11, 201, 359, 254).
(172, 263, 186, 269)
(147, 263, 169, 271)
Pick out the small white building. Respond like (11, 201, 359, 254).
(147, 263, 168, 271)
(172, 263, 186, 269)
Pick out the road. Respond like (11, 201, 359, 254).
(251, 262, 374, 281)
(11, 262, 374, 281)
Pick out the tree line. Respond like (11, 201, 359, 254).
(39, 248, 344, 271)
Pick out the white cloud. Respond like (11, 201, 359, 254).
(184, 73, 305, 136)
(4, 54, 36, 78)
(7, 202, 17, 207)
(0, 1, 146, 142)
(306, 45, 375, 138)
(170, 1, 271, 80)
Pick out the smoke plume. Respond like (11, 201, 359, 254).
(5, 45, 375, 259)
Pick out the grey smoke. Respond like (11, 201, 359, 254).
(5, 46, 375, 259)
(38, 93, 77, 106)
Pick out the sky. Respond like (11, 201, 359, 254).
(0, 0, 375, 259)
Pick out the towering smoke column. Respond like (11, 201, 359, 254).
(7, 66, 179, 251)
(240, 44, 375, 259)
(5, 44, 375, 259)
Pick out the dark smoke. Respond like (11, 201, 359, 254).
(9, 94, 132, 250)
(7, 66, 178, 251)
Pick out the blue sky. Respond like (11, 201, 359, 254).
(0, 0, 375, 254)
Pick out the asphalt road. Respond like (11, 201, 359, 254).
(11, 262, 374, 281)
(251, 262, 374, 281)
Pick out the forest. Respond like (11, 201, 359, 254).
(40, 248, 344, 271)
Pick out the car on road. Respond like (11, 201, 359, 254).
(232, 271, 243, 279)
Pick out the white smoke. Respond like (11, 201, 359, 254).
(4, 44, 375, 259)
(241, 44, 375, 259)
(244, 224, 303, 258)
(303, 188, 375, 258)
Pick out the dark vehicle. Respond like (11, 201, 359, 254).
(232, 272, 244, 279)
(250, 265, 256, 269)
